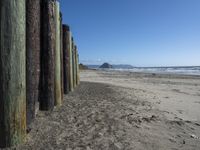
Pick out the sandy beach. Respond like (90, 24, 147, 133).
(14, 69, 200, 150)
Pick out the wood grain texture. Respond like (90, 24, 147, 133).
(71, 38, 75, 89)
(74, 46, 78, 87)
(26, 0, 41, 126)
(63, 25, 73, 94)
(72, 41, 77, 88)
(54, 1, 62, 106)
(77, 54, 80, 85)
(75, 47, 79, 85)
(39, 0, 56, 110)
(60, 13, 64, 101)
(0, 0, 26, 147)
(69, 35, 74, 91)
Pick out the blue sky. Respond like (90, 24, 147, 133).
(60, 0, 200, 67)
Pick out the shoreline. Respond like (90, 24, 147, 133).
(88, 68, 200, 77)
(85, 68, 200, 79)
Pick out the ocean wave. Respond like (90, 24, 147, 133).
(99, 66, 200, 76)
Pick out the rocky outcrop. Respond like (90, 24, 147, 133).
(99, 63, 113, 69)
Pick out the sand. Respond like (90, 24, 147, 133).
(9, 70, 200, 150)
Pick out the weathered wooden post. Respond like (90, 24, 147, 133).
(60, 13, 64, 101)
(63, 25, 74, 93)
(71, 39, 75, 88)
(77, 54, 80, 85)
(54, 1, 62, 106)
(0, 0, 26, 147)
(63, 25, 70, 94)
(75, 46, 79, 85)
(39, 0, 56, 110)
(74, 46, 78, 86)
(26, 0, 41, 126)
(72, 43, 77, 88)
(69, 36, 74, 91)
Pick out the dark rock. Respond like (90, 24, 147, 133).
(99, 63, 113, 69)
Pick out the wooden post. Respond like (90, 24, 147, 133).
(69, 36, 74, 91)
(74, 46, 78, 86)
(75, 46, 79, 85)
(26, 0, 41, 126)
(71, 40, 74, 88)
(60, 12, 64, 101)
(63, 25, 70, 94)
(73, 43, 77, 88)
(77, 54, 80, 85)
(71, 39, 75, 88)
(54, 1, 62, 106)
(39, 0, 56, 110)
(63, 25, 74, 93)
(0, 0, 26, 147)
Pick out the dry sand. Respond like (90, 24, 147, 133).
(9, 70, 200, 150)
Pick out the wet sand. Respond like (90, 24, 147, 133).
(13, 70, 200, 150)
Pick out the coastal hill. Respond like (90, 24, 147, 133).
(87, 64, 134, 69)
(99, 63, 113, 69)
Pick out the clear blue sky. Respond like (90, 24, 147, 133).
(60, 0, 200, 67)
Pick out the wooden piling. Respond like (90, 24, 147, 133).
(71, 39, 75, 88)
(60, 13, 64, 101)
(0, 0, 26, 147)
(77, 54, 80, 85)
(75, 46, 80, 85)
(63, 25, 74, 93)
(72, 43, 77, 88)
(74, 46, 78, 87)
(54, 1, 62, 106)
(63, 25, 70, 94)
(26, 0, 41, 126)
(69, 36, 74, 91)
(39, 0, 56, 110)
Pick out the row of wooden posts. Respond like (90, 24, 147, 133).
(0, 0, 80, 148)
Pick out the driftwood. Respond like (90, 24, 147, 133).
(39, 0, 56, 110)
(26, 0, 41, 126)
(0, 0, 26, 147)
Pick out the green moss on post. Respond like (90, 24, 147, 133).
(0, 0, 26, 148)
(54, 1, 62, 106)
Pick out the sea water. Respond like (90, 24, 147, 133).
(102, 66, 200, 76)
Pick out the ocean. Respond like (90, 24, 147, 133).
(99, 66, 200, 76)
